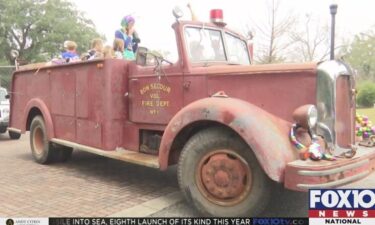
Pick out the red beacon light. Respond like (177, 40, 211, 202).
(210, 9, 226, 27)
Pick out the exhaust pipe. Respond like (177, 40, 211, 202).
(330, 4, 338, 60)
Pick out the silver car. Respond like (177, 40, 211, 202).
(0, 87, 10, 133)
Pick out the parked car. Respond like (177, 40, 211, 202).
(0, 87, 10, 133)
(0, 87, 20, 139)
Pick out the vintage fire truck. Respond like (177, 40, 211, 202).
(7, 8, 375, 217)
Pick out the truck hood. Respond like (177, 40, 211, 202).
(200, 62, 318, 123)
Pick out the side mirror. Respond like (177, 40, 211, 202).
(246, 31, 254, 40)
(5, 94, 10, 99)
(10, 50, 19, 60)
(172, 6, 184, 20)
(136, 47, 148, 66)
(10, 50, 19, 70)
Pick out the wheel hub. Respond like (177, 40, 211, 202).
(214, 170, 230, 187)
(33, 127, 44, 155)
(199, 151, 251, 203)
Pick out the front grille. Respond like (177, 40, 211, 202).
(316, 60, 355, 156)
(335, 76, 354, 148)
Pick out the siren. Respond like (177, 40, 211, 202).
(210, 9, 226, 27)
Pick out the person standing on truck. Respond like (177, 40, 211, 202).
(61, 41, 80, 62)
(115, 15, 139, 60)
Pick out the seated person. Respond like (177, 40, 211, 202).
(81, 38, 104, 60)
(189, 41, 205, 61)
(103, 45, 115, 59)
(61, 41, 80, 62)
(113, 38, 125, 59)
(211, 39, 225, 61)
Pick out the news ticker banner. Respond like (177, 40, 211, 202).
(0, 218, 309, 225)
(2, 188, 374, 225)
(309, 189, 375, 225)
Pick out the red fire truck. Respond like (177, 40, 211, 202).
(7, 8, 375, 217)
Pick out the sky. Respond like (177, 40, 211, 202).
(72, 0, 375, 60)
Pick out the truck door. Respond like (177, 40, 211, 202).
(128, 63, 183, 125)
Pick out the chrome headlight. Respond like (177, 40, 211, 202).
(293, 104, 318, 130)
(307, 105, 318, 128)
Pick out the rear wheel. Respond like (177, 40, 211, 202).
(9, 131, 21, 139)
(30, 116, 72, 164)
(178, 127, 271, 217)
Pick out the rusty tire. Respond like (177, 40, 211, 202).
(30, 116, 59, 164)
(9, 131, 21, 139)
(178, 127, 271, 217)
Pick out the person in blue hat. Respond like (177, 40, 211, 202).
(115, 15, 140, 60)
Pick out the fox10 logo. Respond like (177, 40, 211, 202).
(309, 189, 375, 225)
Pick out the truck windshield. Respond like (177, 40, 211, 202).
(184, 27, 251, 65)
(185, 27, 226, 62)
(225, 32, 250, 65)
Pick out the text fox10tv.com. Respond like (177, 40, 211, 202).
(2, 189, 375, 225)
(309, 189, 375, 225)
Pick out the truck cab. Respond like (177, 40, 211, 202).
(7, 9, 375, 217)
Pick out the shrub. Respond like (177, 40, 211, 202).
(357, 81, 375, 107)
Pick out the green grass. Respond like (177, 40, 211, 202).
(357, 108, 375, 122)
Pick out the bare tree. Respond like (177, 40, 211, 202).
(289, 14, 330, 62)
(247, 0, 296, 64)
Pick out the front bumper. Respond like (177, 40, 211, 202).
(284, 145, 375, 191)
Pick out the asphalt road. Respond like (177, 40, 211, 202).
(1, 132, 375, 217)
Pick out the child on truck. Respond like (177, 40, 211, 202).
(113, 38, 125, 59)
(81, 38, 104, 60)
(61, 41, 80, 62)
(103, 45, 115, 59)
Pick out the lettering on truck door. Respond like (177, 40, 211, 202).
(128, 64, 183, 125)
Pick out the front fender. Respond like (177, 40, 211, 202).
(159, 97, 297, 182)
(23, 98, 55, 139)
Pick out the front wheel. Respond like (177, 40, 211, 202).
(178, 127, 271, 217)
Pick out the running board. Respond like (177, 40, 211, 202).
(51, 138, 159, 168)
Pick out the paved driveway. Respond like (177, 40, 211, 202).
(0, 133, 178, 217)
(1, 132, 374, 217)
